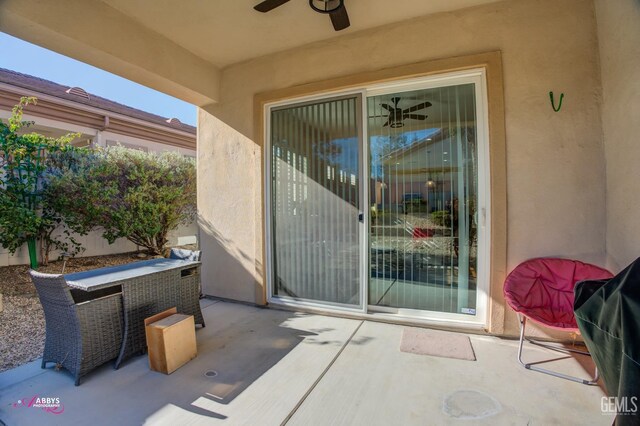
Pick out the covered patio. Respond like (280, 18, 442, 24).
(0, 300, 611, 425)
(0, 0, 638, 423)
(1, 0, 636, 334)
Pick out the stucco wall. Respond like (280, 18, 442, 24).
(198, 0, 606, 335)
(595, 0, 640, 272)
(98, 131, 196, 157)
(197, 113, 262, 303)
(0, 222, 198, 267)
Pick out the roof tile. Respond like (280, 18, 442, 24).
(0, 67, 196, 135)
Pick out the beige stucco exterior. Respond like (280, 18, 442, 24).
(250, 52, 508, 333)
(198, 0, 606, 336)
(594, 0, 640, 272)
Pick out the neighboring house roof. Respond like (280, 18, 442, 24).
(381, 129, 446, 164)
(379, 128, 462, 175)
(0, 67, 196, 136)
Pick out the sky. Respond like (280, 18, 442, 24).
(0, 32, 197, 126)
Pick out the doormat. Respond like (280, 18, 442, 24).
(400, 327, 476, 361)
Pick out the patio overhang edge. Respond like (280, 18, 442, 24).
(0, 0, 221, 107)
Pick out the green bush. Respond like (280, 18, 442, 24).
(1, 97, 197, 265)
(48, 146, 196, 255)
(0, 97, 83, 268)
(431, 210, 452, 228)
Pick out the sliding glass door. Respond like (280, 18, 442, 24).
(269, 95, 362, 307)
(267, 71, 488, 324)
(367, 81, 481, 318)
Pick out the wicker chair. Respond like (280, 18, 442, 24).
(30, 271, 124, 386)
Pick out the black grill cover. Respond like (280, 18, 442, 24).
(574, 258, 640, 424)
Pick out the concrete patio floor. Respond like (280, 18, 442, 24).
(0, 299, 613, 425)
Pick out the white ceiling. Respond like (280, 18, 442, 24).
(100, 0, 504, 68)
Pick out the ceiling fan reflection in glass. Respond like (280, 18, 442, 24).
(369, 97, 433, 128)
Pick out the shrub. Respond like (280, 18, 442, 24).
(48, 146, 196, 255)
(431, 210, 452, 228)
(0, 97, 83, 268)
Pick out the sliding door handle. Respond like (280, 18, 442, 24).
(358, 212, 364, 223)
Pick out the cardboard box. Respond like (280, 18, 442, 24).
(145, 307, 197, 374)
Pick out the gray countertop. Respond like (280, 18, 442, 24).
(65, 258, 201, 291)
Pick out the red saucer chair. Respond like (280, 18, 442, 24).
(504, 257, 613, 384)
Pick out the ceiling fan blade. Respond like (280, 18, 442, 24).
(330, 5, 350, 31)
(254, 0, 290, 12)
(403, 114, 428, 120)
(382, 120, 391, 127)
(403, 101, 432, 113)
(380, 103, 394, 112)
(369, 115, 390, 118)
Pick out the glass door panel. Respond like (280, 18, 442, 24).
(367, 83, 479, 316)
(270, 96, 362, 306)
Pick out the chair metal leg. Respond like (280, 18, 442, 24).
(517, 315, 599, 385)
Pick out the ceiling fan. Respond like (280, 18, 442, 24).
(371, 97, 433, 128)
(254, 0, 351, 31)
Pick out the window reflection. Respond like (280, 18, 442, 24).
(368, 84, 478, 315)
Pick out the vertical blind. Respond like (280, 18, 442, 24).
(269, 82, 480, 316)
(367, 83, 479, 315)
(270, 96, 361, 306)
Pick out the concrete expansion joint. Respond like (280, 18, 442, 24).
(280, 320, 365, 425)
